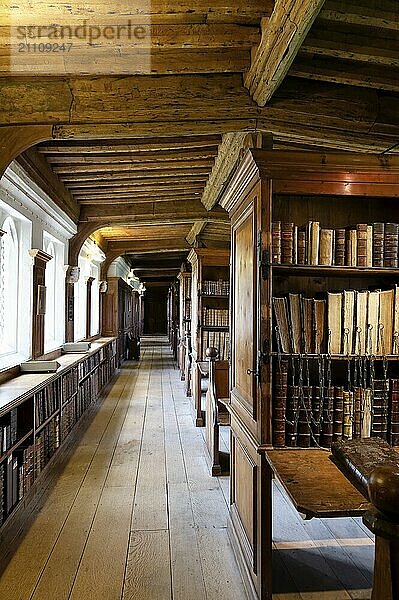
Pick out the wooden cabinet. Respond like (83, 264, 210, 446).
(220, 149, 399, 600)
(102, 277, 140, 364)
(167, 282, 179, 361)
(177, 270, 192, 380)
(187, 248, 230, 426)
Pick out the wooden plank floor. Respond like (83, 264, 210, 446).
(0, 337, 374, 599)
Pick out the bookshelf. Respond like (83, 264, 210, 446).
(101, 278, 140, 364)
(0, 338, 117, 545)
(177, 268, 192, 382)
(220, 149, 399, 600)
(187, 248, 230, 426)
(167, 282, 179, 362)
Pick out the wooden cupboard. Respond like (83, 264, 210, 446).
(101, 277, 140, 364)
(220, 149, 399, 600)
(187, 248, 230, 426)
(177, 269, 192, 380)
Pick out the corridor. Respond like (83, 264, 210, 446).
(0, 338, 245, 600)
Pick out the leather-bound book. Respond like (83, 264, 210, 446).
(372, 379, 389, 440)
(288, 293, 302, 354)
(321, 386, 334, 448)
(302, 297, 314, 354)
(346, 228, 357, 267)
(281, 222, 294, 264)
(327, 292, 342, 354)
(356, 224, 368, 267)
(331, 437, 399, 496)
(373, 223, 385, 267)
(286, 385, 299, 447)
(335, 228, 346, 266)
(353, 387, 362, 439)
(272, 221, 281, 264)
(273, 297, 292, 353)
(319, 229, 334, 266)
(378, 289, 394, 355)
(314, 299, 326, 354)
(354, 290, 368, 355)
(393, 284, 399, 355)
(308, 221, 320, 266)
(384, 222, 399, 268)
(333, 386, 344, 441)
(297, 229, 306, 264)
(343, 390, 354, 440)
(298, 386, 312, 448)
(389, 379, 399, 446)
(273, 361, 288, 447)
(367, 291, 380, 355)
(361, 388, 372, 438)
(342, 290, 355, 355)
(311, 386, 322, 446)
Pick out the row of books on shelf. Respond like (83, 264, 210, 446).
(272, 220, 399, 267)
(202, 280, 229, 296)
(201, 330, 229, 361)
(202, 307, 229, 327)
(62, 366, 79, 403)
(184, 299, 191, 321)
(273, 285, 399, 356)
(0, 409, 17, 456)
(183, 276, 192, 299)
(273, 364, 399, 448)
(35, 378, 62, 427)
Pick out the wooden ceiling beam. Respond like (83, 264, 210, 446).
(77, 194, 202, 205)
(45, 148, 219, 164)
(59, 170, 212, 183)
(244, 0, 326, 106)
(319, 1, 399, 31)
(38, 135, 222, 154)
(291, 57, 399, 93)
(106, 238, 191, 254)
(66, 179, 208, 189)
(52, 160, 214, 174)
(301, 37, 399, 67)
(74, 186, 204, 198)
(80, 200, 229, 222)
(186, 220, 209, 245)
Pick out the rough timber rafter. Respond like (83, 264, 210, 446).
(186, 220, 209, 245)
(244, 0, 326, 106)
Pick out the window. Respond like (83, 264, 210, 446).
(74, 239, 105, 342)
(0, 206, 32, 370)
(0, 217, 18, 355)
(44, 233, 65, 353)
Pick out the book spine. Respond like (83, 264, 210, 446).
(356, 224, 368, 267)
(384, 223, 399, 268)
(335, 229, 346, 266)
(272, 221, 281, 264)
(281, 222, 294, 264)
(372, 379, 389, 440)
(297, 386, 312, 448)
(297, 231, 306, 265)
(321, 386, 334, 448)
(353, 387, 362, 439)
(273, 361, 288, 447)
(373, 223, 385, 267)
(390, 379, 399, 446)
(334, 389, 343, 444)
(361, 388, 372, 438)
(343, 390, 354, 440)
(286, 385, 299, 447)
(311, 386, 322, 446)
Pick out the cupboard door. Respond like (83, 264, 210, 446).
(230, 184, 260, 435)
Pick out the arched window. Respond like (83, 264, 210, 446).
(0, 217, 19, 355)
(44, 240, 56, 350)
(43, 233, 66, 353)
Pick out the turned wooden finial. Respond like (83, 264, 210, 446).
(206, 347, 219, 360)
(367, 465, 399, 519)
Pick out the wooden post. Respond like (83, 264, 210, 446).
(85, 276, 95, 340)
(29, 249, 53, 358)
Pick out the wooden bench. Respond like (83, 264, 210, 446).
(261, 448, 399, 600)
(205, 347, 230, 476)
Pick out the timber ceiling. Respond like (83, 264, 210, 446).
(3, 0, 397, 281)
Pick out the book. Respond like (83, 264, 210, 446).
(372, 379, 389, 440)
(335, 228, 346, 266)
(367, 290, 380, 355)
(378, 288, 394, 355)
(331, 437, 399, 495)
(334, 387, 345, 442)
(343, 390, 354, 440)
(321, 386, 334, 448)
(361, 388, 372, 438)
(356, 224, 368, 267)
(390, 379, 399, 446)
(327, 292, 342, 354)
(354, 290, 368, 355)
(393, 284, 399, 355)
(302, 297, 314, 354)
(272, 221, 281, 263)
(297, 229, 306, 264)
(288, 293, 302, 354)
(384, 222, 399, 268)
(353, 387, 362, 438)
(372, 223, 385, 267)
(311, 386, 322, 446)
(309, 221, 320, 266)
(342, 290, 355, 355)
(366, 225, 373, 267)
(286, 385, 299, 447)
(314, 299, 326, 354)
(319, 229, 334, 266)
(272, 297, 291, 353)
(273, 361, 288, 447)
(281, 222, 294, 264)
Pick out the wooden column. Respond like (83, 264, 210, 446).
(65, 265, 80, 343)
(85, 276, 95, 340)
(29, 249, 53, 359)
